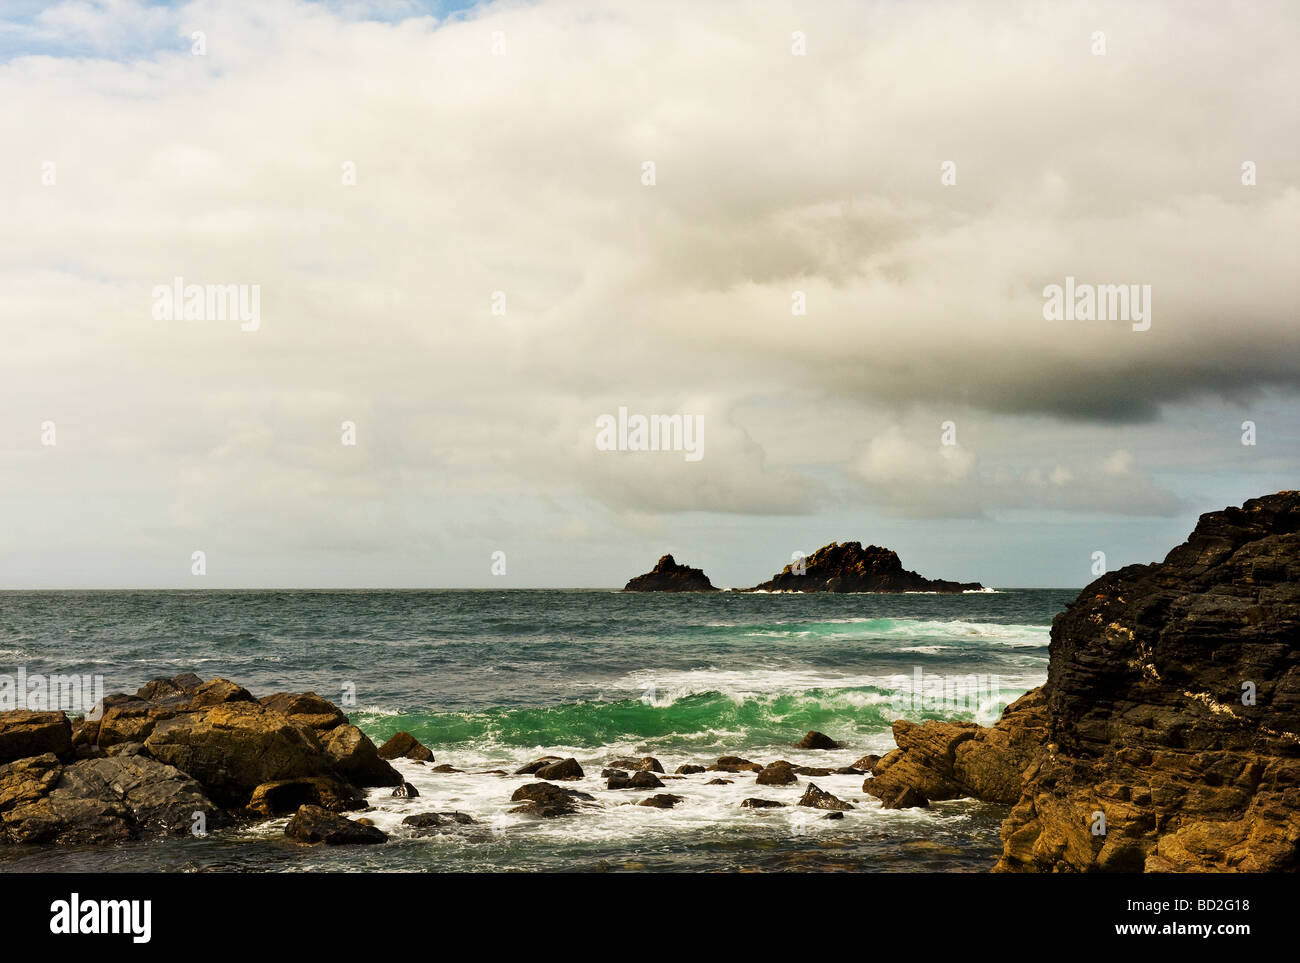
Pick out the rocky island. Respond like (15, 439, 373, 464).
(863, 490, 1300, 872)
(623, 554, 719, 592)
(745, 541, 983, 593)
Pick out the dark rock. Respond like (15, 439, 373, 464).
(744, 542, 982, 593)
(793, 766, 835, 777)
(608, 756, 664, 773)
(740, 798, 785, 808)
(705, 778, 733, 785)
(755, 762, 798, 786)
(0, 711, 72, 764)
(392, 782, 419, 798)
(285, 804, 387, 844)
(798, 783, 855, 811)
(607, 771, 664, 790)
(429, 764, 463, 773)
(247, 775, 366, 816)
(880, 786, 930, 810)
(623, 555, 719, 592)
(996, 491, 1300, 873)
(824, 811, 845, 820)
(639, 794, 684, 809)
(509, 781, 595, 817)
(514, 755, 563, 775)
(709, 756, 762, 773)
(796, 731, 841, 750)
(534, 757, 583, 780)
(675, 764, 706, 774)
(375, 731, 434, 762)
(601, 768, 628, 779)
(852, 754, 881, 771)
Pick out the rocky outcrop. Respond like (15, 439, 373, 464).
(997, 491, 1300, 873)
(861, 492, 1300, 872)
(746, 542, 982, 593)
(796, 730, 841, 750)
(509, 782, 597, 817)
(864, 690, 1047, 809)
(624, 555, 719, 592)
(0, 673, 411, 846)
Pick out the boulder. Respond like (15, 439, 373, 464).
(320, 724, 403, 788)
(796, 731, 841, 750)
(509, 781, 596, 817)
(639, 794, 684, 809)
(852, 754, 881, 772)
(0, 711, 72, 763)
(709, 756, 762, 773)
(755, 762, 798, 786)
(607, 771, 664, 790)
(534, 757, 583, 780)
(608, 756, 665, 773)
(284, 804, 387, 845)
(259, 692, 348, 735)
(740, 798, 785, 808)
(514, 755, 563, 775)
(143, 702, 334, 806)
(798, 783, 855, 811)
(375, 731, 434, 762)
(247, 775, 366, 816)
(675, 764, 706, 774)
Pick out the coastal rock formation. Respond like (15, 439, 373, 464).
(997, 491, 1300, 873)
(746, 542, 982, 593)
(0, 674, 406, 845)
(624, 555, 719, 592)
(863, 492, 1300, 872)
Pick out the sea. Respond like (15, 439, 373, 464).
(0, 588, 1075, 873)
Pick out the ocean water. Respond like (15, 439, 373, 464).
(0, 588, 1073, 873)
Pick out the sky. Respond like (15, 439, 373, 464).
(1, 0, 1296, 589)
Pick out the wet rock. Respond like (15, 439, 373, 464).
(740, 798, 785, 808)
(880, 786, 930, 810)
(709, 756, 762, 773)
(824, 811, 845, 820)
(639, 794, 684, 809)
(392, 782, 419, 798)
(756, 762, 798, 786)
(675, 764, 706, 774)
(430, 764, 463, 773)
(0, 711, 72, 764)
(534, 757, 583, 780)
(601, 768, 628, 779)
(375, 731, 434, 762)
(514, 755, 563, 775)
(793, 766, 834, 777)
(607, 771, 664, 790)
(509, 781, 595, 817)
(320, 724, 403, 788)
(402, 811, 475, 835)
(2, 753, 221, 844)
(852, 754, 881, 772)
(705, 778, 733, 785)
(285, 804, 387, 845)
(247, 775, 367, 816)
(798, 783, 855, 811)
(609, 756, 664, 773)
(796, 731, 841, 750)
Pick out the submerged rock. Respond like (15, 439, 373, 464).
(607, 771, 664, 790)
(623, 555, 719, 592)
(795, 731, 842, 750)
(639, 794, 684, 809)
(740, 798, 785, 809)
(509, 781, 597, 817)
(285, 804, 387, 845)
